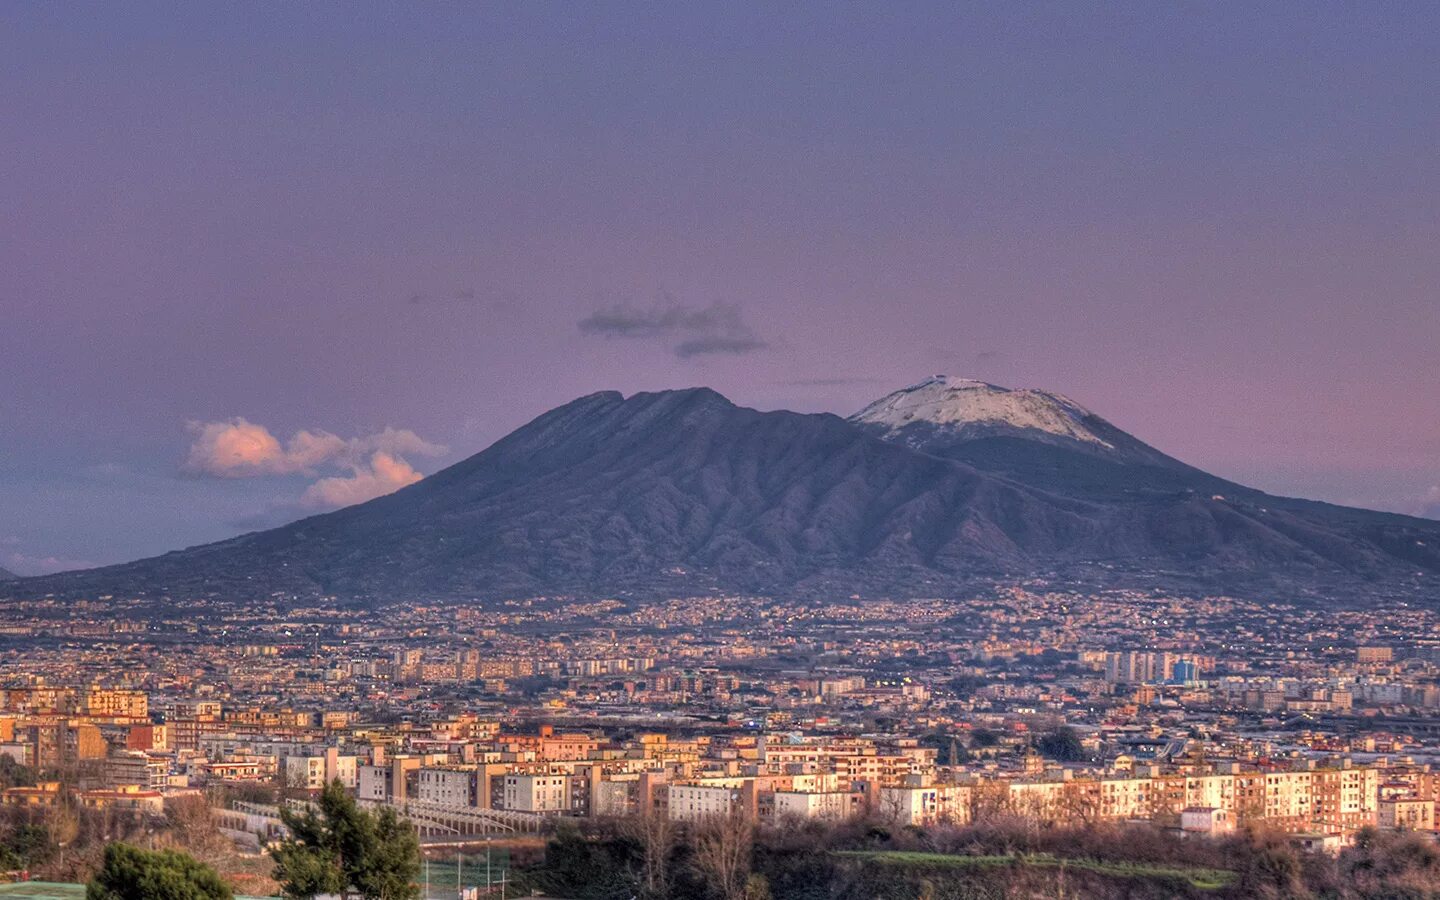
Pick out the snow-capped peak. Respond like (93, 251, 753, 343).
(850, 376, 1114, 448)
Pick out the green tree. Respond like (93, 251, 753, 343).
(536, 825, 638, 900)
(270, 779, 420, 900)
(0, 756, 37, 789)
(970, 728, 1000, 748)
(1036, 727, 1087, 762)
(11, 823, 56, 865)
(86, 843, 232, 900)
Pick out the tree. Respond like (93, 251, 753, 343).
(1342, 827, 1440, 897)
(620, 809, 675, 898)
(1036, 728, 1086, 762)
(692, 810, 754, 900)
(970, 728, 1000, 748)
(270, 779, 420, 900)
(354, 806, 420, 900)
(1, 822, 56, 870)
(1233, 829, 1309, 900)
(537, 825, 638, 900)
(166, 795, 229, 860)
(86, 843, 232, 900)
(0, 757, 37, 789)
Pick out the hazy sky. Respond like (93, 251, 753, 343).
(3, 3, 1438, 574)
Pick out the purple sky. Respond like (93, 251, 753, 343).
(3, 4, 1438, 574)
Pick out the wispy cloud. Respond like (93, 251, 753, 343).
(779, 377, 884, 387)
(183, 419, 446, 510)
(405, 287, 520, 313)
(407, 288, 480, 305)
(3, 549, 96, 577)
(578, 299, 768, 358)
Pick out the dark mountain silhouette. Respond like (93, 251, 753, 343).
(8, 384, 1440, 606)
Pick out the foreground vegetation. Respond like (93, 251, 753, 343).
(517, 815, 1440, 900)
(834, 850, 1237, 891)
(8, 763, 1440, 900)
(86, 843, 233, 900)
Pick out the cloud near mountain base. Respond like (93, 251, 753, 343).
(183, 419, 446, 510)
(300, 451, 424, 509)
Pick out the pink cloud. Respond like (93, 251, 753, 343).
(184, 418, 349, 477)
(182, 418, 446, 509)
(300, 451, 424, 509)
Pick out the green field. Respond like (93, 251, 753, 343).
(834, 850, 1238, 891)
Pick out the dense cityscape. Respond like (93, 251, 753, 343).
(3, 587, 1440, 895)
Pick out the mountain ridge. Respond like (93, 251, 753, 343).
(6, 382, 1439, 606)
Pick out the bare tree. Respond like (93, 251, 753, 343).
(620, 811, 675, 899)
(691, 810, 753, 900)
(162, 794, 230, 862)
(877, 789, 906, 825)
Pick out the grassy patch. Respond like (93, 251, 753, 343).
(835, 850, 1237, 891)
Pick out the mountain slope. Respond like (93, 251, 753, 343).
(9, 389, 1103, 602)
(0, 567, 13, 580)
(8, 385, 1440, 605)
(850, 378, 1440, 597)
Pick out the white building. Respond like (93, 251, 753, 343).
(416, 767, 478, 807)
(283, 751, 357, 790)
(502, 774, 572, 814)
(772, 790, 859, 821)
(879, 784, 972, 826)
(1181, 806, 1235, 835)
(668, 782, 747, 822)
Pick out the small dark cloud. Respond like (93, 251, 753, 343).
(227, 505, 307, 532)
(407, 288, 481, 305)
(578, 299, 769, 358)
(675, 335, 767, 358)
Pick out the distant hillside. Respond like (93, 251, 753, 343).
(7, 383, 1440, 606)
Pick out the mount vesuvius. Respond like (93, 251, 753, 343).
(8, 380, 1439, 606)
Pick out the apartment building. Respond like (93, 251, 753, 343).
(668, 779, 750, 822)
(106, 751, 170, 790)
(85, 687, 149, 719)
(772, 789, 863, 821)
(1379, 798, 1435, 831)
(879, 783, 972, 826)
(416, 767, 479, 807)
(502, 773, 573, 814)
